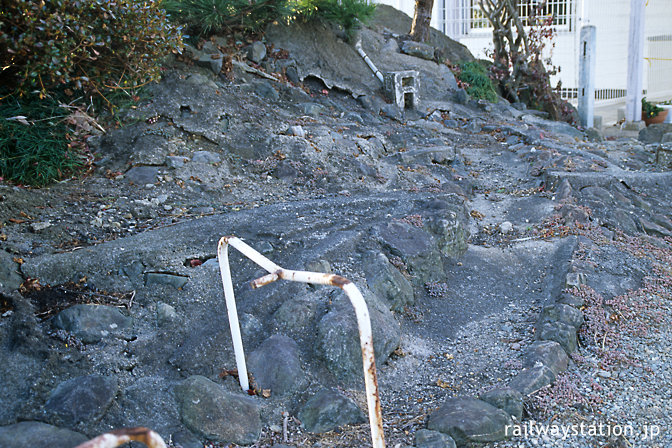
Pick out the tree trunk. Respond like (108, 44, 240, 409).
(410, 0, 435, 42)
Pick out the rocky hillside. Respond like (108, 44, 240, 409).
(1, 6, 672, 448)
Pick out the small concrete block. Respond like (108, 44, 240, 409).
(383, 70, 419, 110)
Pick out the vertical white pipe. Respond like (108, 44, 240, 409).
(217, 240, 250, 391)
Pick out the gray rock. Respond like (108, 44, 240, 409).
(52, 304, 133, 344)
(453, 89, 469, 105)
(273, 294, 319, 331)
(585, 127, 603, 142)
(415, 428, 456, 448)
(248, 334, 307, 396)
(298, 389, 365, 433)
(145, 272, 188, 289)
(156, 302, 178, 326)
(422, 200, 469, 258)
(30, 221, 52, 232)
(556, 291, 585, 308)
(381, 103, 402, 120)
(400, 40, 436, 60)
(253, 81, 280, 101)
(523, 341, 569, 376)
(0, 421, 87, 448)
(0, 251, 23, 293)
(427, 397, 512, 444)
(639, 123, 672, 144)
(564, 272, 586, 289)
(639, 216, 672, 237)
(288, 125, 305, 137)
(655, 144, 672, 169)
(364, 252, 414, 311)
(662, 132, 672, 143)
(175, 375, 261, 445)
(499, 221, 513, 234)
(44, 375, 119, 427)
(305, 259, 332, 273)
(376, 221, 444, 284)
(537, 303, 584, 330)
(247, 41, 267, 64)
(114, 376, 181, 437)
(165, 155, 189, 169)
(389, 146, 456, 166)
(478, 387, 524, 421)
(125, 166, 159, 185)
(509, 365, 556, 395)
(316, 288, 400, 383)
(535, 321, 578, 354)
(300, 103, 325, 117)
(191, 150, 222, 164)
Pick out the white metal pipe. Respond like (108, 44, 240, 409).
(217, 239, 250, 391)
(355, 40, 384, 84)
(217, 236, 385, 448)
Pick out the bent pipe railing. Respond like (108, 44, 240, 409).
(217, 236, 385, 448)
(75, 428, 166, 448)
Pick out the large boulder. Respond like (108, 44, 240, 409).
(363, 251, 414, 311)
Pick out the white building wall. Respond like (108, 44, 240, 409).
(372, 0, 672, 102)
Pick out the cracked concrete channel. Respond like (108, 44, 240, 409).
(2, 6, 672, 448)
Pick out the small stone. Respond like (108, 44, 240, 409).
(145, 272, 188, 289)
(499, 221, 513, 234)
(191, 151, 221, 164)
(509, 365, 556, 396)
(157, 302, 178, 326)
(415, 428, 456, 448)
(523, 341, 569, 376)
(537, 303, 584, 330)
(298, 389, 365, 433)
(289, 125, 305, 137)
(535, 321, 578, 354)
(166, 156, 189, 169)
(52, 304, 133, 344)
(247, 41, 267, 64)
(125, 166, 159, 185)
(565, 272, 586, 288)
(30, 221, 52, 232)
(248, 334, 307, 396)
(399, 40, 435, 60)
(479, 387, 524, 421)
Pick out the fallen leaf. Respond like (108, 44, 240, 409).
(13, 257, 24, 265)
(0, 234, 7, 241)
(436, 379, 452, 389)
(444, 353, 454, 360)
(189, 259, 203, 267)
(9, 219, 26, 224)
(261, 389, 271, 398)
(470, 210, 485, 220)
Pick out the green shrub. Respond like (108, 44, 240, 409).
(0, 93, 85, 186)
(452, 61, 499, 103)
(162, 0, 374, 40)
(161, 0, 297, 36)
(0, 0, 183, 97)
(298, 0, 376, 41)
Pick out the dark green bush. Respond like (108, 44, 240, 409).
(453, 61, 499, 103)
(0, 93, 86, 186)
(161, 0, 297, 36)
(0, 0, 183, 97)
(162, 0, 375, 40)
